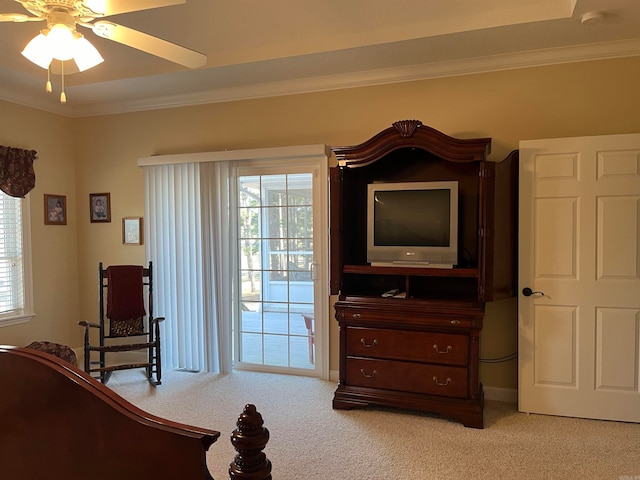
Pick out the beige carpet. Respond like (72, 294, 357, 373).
(108, 369, 640, 480)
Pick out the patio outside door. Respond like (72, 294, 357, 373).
(235, 169, 320, 373)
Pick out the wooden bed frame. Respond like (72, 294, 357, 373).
(0, 345, 271, 479)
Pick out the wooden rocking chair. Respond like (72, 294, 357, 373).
(79, 262, 163, 385)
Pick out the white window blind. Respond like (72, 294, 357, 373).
(0, 191, 32, 326)
(143, 162, 235, 373)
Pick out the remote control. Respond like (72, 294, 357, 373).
(382, 289, 400, 297)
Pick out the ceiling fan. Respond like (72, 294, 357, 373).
(0, 0, 207, 102)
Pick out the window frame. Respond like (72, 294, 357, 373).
(0, 193, 34, 327)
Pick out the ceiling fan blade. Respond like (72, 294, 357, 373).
(0, 13, 43, 22)
(82, 0, 186, 16)
(90, 21, 206, 68)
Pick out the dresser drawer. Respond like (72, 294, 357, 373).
(346, 357, 468, 398)
(338, 305, 477, 329)
(346, 327, 468, 366)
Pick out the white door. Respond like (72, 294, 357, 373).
(519, 133, 640, 422)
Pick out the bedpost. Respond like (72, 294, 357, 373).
(229, 404, 272, 480)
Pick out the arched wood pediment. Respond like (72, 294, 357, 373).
(331, 120, 491, 168)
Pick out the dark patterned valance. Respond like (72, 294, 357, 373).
(0, 146, 37, 198)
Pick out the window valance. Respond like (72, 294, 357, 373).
(0, 146, 37, 198)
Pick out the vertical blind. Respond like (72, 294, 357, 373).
(144, 162, 235, 373)
(0, 191, 24, 318)
(145, 163, 206, 371)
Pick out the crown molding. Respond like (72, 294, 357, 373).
(4, 38, 640, 118)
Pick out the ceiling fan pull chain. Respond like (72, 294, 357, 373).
(45, 65, 52, 94)
(60, 61, 66, 104)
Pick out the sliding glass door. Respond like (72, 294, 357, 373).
(235, 167, 321, 373)
(143, 144, 329, 378)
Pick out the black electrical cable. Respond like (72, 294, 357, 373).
(479, 352, 518, 363)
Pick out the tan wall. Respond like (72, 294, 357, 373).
(0, 101, 79, 348)
(3, 56, 640, 390)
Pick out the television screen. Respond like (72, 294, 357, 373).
(367, 181, 458, 267)
(373, 189, 451, 247)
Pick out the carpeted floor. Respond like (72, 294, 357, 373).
(108, 369, 640, 480)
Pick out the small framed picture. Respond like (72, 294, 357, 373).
(89, 193, 111, 223)
(123, 217, 143, 245)
(44, 194, 67, 225)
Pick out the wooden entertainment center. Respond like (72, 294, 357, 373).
(329, 120, 517, 428)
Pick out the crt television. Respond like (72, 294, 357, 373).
(367, 181, 459, 268)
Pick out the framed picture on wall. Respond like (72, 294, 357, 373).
(44, 194, 67, 225)
(122, 217, 143, 245)
(89, 193, 111, 223)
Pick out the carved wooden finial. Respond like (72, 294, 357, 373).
(229, 404, 272, 480)
(392, 119, 423, 137)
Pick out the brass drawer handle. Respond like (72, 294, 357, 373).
(360, 369, 377, 378)
(450, 320, 461, 325)
(432, 376, 452, 386)
(352, 313, 361, 319)
(360, 338, 378, 348)
(433, 344, 452, 354)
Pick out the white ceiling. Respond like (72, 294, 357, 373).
(1, 0, 639, 117)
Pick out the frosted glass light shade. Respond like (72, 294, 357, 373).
(73, 36, 104, 71)
(21, 33, 54, 69)
(48, 24, 76, 61)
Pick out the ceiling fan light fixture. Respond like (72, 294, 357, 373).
(9, 0, 205, 103)
(22, 23, 103, 72)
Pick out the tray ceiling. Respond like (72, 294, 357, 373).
(0, 0, 638, 117)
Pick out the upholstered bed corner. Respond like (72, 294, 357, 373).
(0, 345, 271, 480)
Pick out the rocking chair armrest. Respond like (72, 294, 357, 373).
(78, 320, 101, 329)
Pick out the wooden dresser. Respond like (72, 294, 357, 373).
(329, 120, 518, 428)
